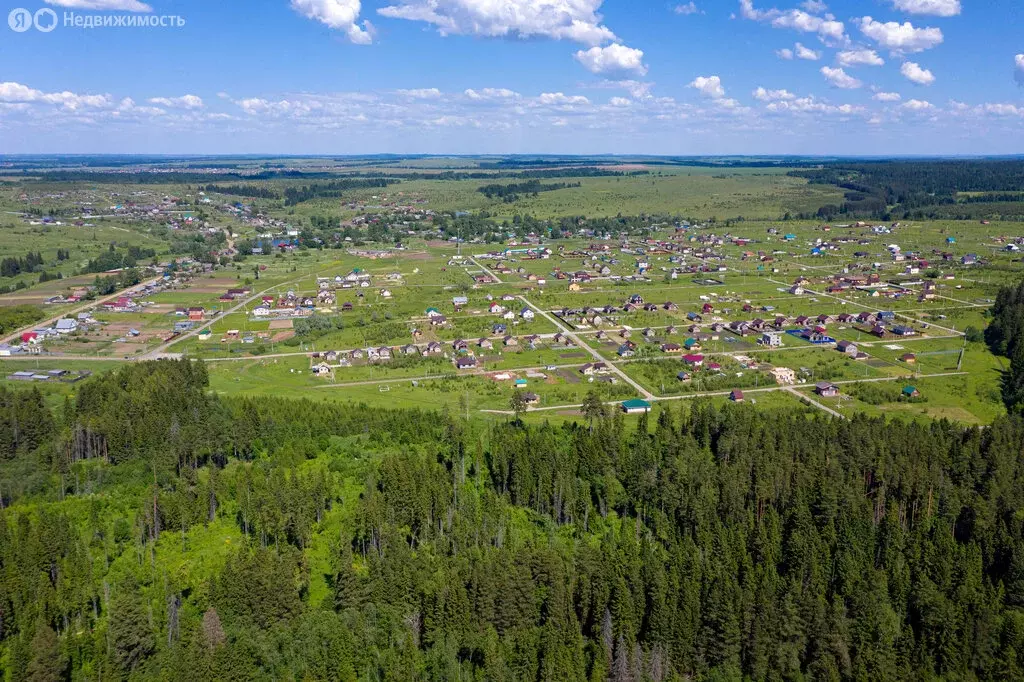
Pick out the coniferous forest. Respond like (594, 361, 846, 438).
(2, 359, 1024, 680)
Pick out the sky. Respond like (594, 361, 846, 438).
(1, 0, 1022, 155)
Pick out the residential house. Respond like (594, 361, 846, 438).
(815, 382, 840, 398)
(54, 319, 78, 334)
(730, 390, 745, 402)
(621, 399, 651, 414)
(661, 343, 683, 354)
(455, 356, 477, 370)
(520, 308, 535, 320)
(759, 331, 783, 347)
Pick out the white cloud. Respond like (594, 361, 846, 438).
(764, 95, 864, 115)
(890, 0, 960, 17)
(872, 91, 902, 101)
(981, 103, 1024, 117)
(795, 42, 821, 60)
(689, 75, 726, 99)
(536, 92, 591, 106)
(148, 95, 204, 109)
(464, 88, 519, 100)
(377, 0, 616, 46)
(753, 86, 796, 101)
(900, 61, 935, 85)
(0, 82, 112, 110)
(674, 2, 702, 15)
(396, 88, 443, 98)
(291, 0, 373, 44)
(858, 17, 943, 53)
(902, 98, 934, 111)
(739, 1, 847, 45)
(1016, 55, 1024, 86)
(608, 97, 632, 106)
(820, 66, 862, 89)
(776, 48, 794, 60)
(574, 44, 648, 76)
(802, 0, 827, 11)
(43, 0, 152, 10)
(596, 80, 653, 99)
(837, 48, 884, 67)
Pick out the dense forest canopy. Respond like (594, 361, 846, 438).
(986, 278, 1024, 413)
(790, 160, 1024, 221)
(2, 357, 1024, 679)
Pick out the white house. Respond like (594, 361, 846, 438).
(520, 308, 535, 320)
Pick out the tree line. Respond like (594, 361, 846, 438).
(3, 360, 1024, 679)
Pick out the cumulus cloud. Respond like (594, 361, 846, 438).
(674, 2, 702, 15)
(689, 75, 726, 99)
(43, 0, 151, 10)
(795, 42, 821, 60)
(0, 81, 112, 110)
(753, 87, 796, 101)
(396, 88, 443, 98)
(738, 1, 847, 45)
(890, 0, 960, 17)
(837, 48, 884, 67)
(608, 96, 632, 106)
(802, 0, 827, 11)
(858, 17, 943, 53)
(764, 96, 864, 115)
(377, 0, 616, 45)
(464, 88, 519, 100)
(291, 0, 374, 44)
(872, 91, 902, 101)
(821, 66, 862, 89)
(574, 44, 648, 76)
(1016, 55, 1024, 86)
(981, 103, 1024, 117)
(536, 92, 590, 106)
(148, 95, 204, 109)
(900, 61, 935, 85)
(596, 80, 653, 99)
(776, 48, 794, 60)
(902, 98, 934, 111)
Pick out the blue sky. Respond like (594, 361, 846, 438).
(1, 0, 1022, 155)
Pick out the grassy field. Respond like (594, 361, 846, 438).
(1, 161, 1021, 427)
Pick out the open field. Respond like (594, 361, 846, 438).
(0, 158, 1021, 426)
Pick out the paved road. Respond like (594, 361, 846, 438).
(518, 295, 656, 400)
(0, 276, 163, 347)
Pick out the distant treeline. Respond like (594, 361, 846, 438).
(202, 184, 280, 199)
(29, 170, 344, 184)
(790, 160, 1024, 220)
(283, 178, 398, 206)
(477, 180, 579, 202)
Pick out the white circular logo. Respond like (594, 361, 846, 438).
(8, 7, 32, 32)
(34, 7, 57, 32)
